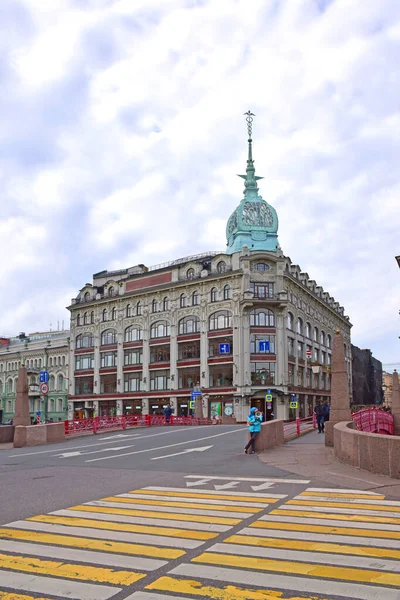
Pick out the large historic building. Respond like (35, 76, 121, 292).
(0, 330, 69, 424)
(67, 114, 352, 422)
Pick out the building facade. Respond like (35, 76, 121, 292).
(68, 116, 351, 423)
(0, 331, 69, 424)
(383, 371, 393, 408)
(351, 345, 383, 407)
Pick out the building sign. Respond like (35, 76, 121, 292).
(219, 343, 230, 354)
(259, 341, 270, 352)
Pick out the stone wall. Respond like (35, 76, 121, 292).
(0, 425, 14, 443)
(13, 422, 65, 448)
(253, 419, 285, 452)
(334, 421, 400, 479)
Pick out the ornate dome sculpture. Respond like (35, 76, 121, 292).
(226, 111, 279, 254)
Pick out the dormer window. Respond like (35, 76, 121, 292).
(108, 286, 115, 297)
(187, 268, 195, 280)
(84, 291, 91, 301)
(252, 262, 270, 272)
(217, 261, 227, 274)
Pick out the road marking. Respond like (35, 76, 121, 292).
(0, 594, 55, 600)
(251, 519, 400, 539)
(192, 551, 400, 586)
(126, 593, 193, 600)
(251, 482, 275, 491)
(226, 533, 400, 560)
(260, 513, 400, 531)
(0, 538, 167, 571)
(56, 445, 134, 458)
(186, 478, 212, 487)
(138, 488, 285, 501)
(211, 541, 400, 572)
(0, 570, 119, 600)
(151, 445, 213, 460)
(121, 492, 268, 508)
(279, 502, 400, 518)
(85, 499, 248, 519)
(0, 526, 185, 559)
(185, 475, 310, 484)
(290, 497, 400, 508)
(214, 482, 240, 490)
(99, 495, 259, 514)
(274, 507, 400, 524)
(0, 552, 145, 585)
(169, 563, 400, 600)
(300, 490, 386, 499)
(85, 428, 247, 462)
(304, 487, 383, 496)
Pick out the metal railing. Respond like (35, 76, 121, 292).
(284, 415, 316, 440)
(64, 414, 214, 435)
(352, 408, 394, 435)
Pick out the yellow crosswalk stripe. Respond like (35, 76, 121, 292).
(146, 575, 324, 599)
(271, 509, 400, 525)
(102, 496, 260, 514)
(0, 552, 145, 585)
(67, 504, 240, 525)
(288, 499, 400, 512)
(130, 490, 275, 503)
(249, 520, 400, 539)
(25, 515, 216, 540)
(192, 551, 400, 586)
(0, 527, 184, 559)
(299, 491, 386, 500)
(225, 534, 400, 560)
(0, 594, 54, 600)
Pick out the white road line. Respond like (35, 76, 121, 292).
(125, 593, 192, 600)
(210, 542, 400, 572)
(293, 495, 400, 506)
(279, 504, 400, 519)
(120, 493, 268, 508)
(144, 486, 286, 499)
(3, 519, 209, 546)
(237, 526, 400, 548)
(0, 570, 119, 600)
(259, 514, 400, 531)
(85, 427, 247, 462)
(0, 539, 167, 571)
(305, 488, 382, 495)
(87, 500, 252, 519)
(169, 564, 400, 600)
(184, 475, 310, 484)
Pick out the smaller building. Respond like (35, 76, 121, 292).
(351, 344, 383, 407)
(0, 330, 69, 424)
(383, 371, 394, 408)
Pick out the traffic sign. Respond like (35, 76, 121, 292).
(39, 382, 49, 395)
(39, 371, 49, 383)
(259, 341, 270, 352)
(36, 411, 41, 416)
(306, 349, 312, 358)
(189, 400, 195, 409)
(290, 401, 298, 409)
(219, 343, 230, 354)
(191, 391, 202, 399)
(265, 394, 273, 402)
(266, 401, 272, 410)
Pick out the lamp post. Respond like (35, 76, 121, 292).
(396, 256, 400, 269)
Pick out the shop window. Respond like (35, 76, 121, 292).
(250, 308, 275, 327)
(150, 345, 170, 363)
(179, 315, 200, 335)
(178, 342, 200, 360)
(125, 326, 143, 342)
(250, 334, 275, 354)
(209, 364, 233, 387)
(209, 310, 232, 331)
(124, 373, 143, 392)
(209, 338, 233, 356)
(178, 369, 200, 389)
(150, 369, 170, 391)
(251, 362, 275, 386)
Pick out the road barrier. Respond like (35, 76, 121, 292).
(64, 414, 213, 436)
(283, 415, 316, 440)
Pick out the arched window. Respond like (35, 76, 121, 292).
(102, 309, 108, 322)
(84, 291, 90, 301)
(163, 297, 169, 311)
(76, 333, 94, 349)
(152, 299, 158, 313)
(38, 358, 42, 368)
(252, 262, 270, 272)
(187, 268, 195, 280)
(111, 307, 116, 320)
(209, 310, 232, 331)
(179, 316, 200, 335)
(313, 327, 318, 342)
(49, 375, 55, 392)
(223, 284, 231, 300)
(108, 286, 115, 297)
(136, 301, 142, 316)
(126, 304, 132, 318)
(83, 312, 88, 325)
(210, 287, 217, 302)
(124, 325, 143, 342)
(77, 314, 81, 326)
(0, 380, 3, 394)
(180, 294, 187, 308)
(306, 322, 311, 338)
(57, 374, 64, 391)
(49, 398, 55, 412)
(287, 312, 293, 330)
(62, 356, 65, 366)
(57, 398, 63, 412)
(297, 317, 303, 335)
(320, 331, 326, 345)
(192, 291, 199, 306)
(90, 311, 94, 324)
(150, 320, 171, 339)
(327, 334, 332, 349)
(217, 261, 227, 273)
(34, 359, 37, 368)
(101, 329, 116, 346)
(250, 309, 275, 327)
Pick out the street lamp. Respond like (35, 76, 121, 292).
(396, 256, 400, 269)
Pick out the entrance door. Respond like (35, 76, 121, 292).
(251, 398, 266, 420)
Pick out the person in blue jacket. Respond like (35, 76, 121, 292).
(244, 407, 262, 454)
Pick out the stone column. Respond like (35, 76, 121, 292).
(117, 331, 124, 393)
(325, 330, 351, 446)
(391, 370, 400, 436)
(94, 335, 100, 395)
(13, 364, 30, 426)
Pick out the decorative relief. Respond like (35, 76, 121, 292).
(228, 212, 238, 235)
(242, 201, 274, 227)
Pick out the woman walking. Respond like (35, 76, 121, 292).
(244, 407, 262, 454)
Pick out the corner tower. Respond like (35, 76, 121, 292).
(226, 111, 279, 254)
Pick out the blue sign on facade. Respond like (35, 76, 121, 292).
(191, 391, 202, 400)
(219, 343, 230, 354)
(39, 371, 49, 383)
(36, 411, 41, 416)
(259, 340, 270, 352)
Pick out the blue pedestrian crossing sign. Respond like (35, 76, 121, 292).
(39, 371, 49, 383)
(259, 340, 270, 352)
(219, 343, 230, 354)
(189, 400, 195, 409)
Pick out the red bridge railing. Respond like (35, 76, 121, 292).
(64, 414, 213, 435)
(284, 415, 317, 440)
(352, 408, 394, 435)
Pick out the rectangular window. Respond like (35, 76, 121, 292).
(124, 373, 143, 392)
(321, 351, 326, 365)
(288, 364, 294, 385)
(101, 375, 117, 394)
(250, 362, 275, 386)
(150, 369, 170, 391)
(314, 348, 319, 362)
(297, 341, 304, 358)
(297, 366, 304, 386)
(124, 349, 143, 366)
(150, 345, 170, 363)
(288, 338, 295, 358)
(209, 364, 234, 387)
(250, 282, 274, 298)
(178, 342, 200, 360)
(208, 338, 233, 357)
(250, 335, 275, 354)
(178, 368, 200, 389)
(75, 377, 94, 395)
(327, 353, 332, 365)
(75, 354, 94, 370)
(101, 352, 117, 368)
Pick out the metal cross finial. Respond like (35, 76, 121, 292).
(244, 110, 255, 138)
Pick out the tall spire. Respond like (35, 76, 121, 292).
(238, 110, 263, 199)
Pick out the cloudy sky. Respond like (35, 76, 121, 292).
(1, 0, 399, 368)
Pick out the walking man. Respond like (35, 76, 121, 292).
(163, 403, 173, 424)
(314, 401, 327, 433)
(244, 407, 262, 454)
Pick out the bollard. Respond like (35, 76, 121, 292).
(93, 417, 98, 435)
(296, 417, 300, 436)
(312, 413, 316, 428)
(122, 416, 127, 430)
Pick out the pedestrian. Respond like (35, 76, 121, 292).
(163, 403, 173, 424)
(244, 407, 262, 454)
(324, 401, 330, 422)
(314, 401, 327, 433)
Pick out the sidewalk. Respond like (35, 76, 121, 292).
(259, 428, 400, 499)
